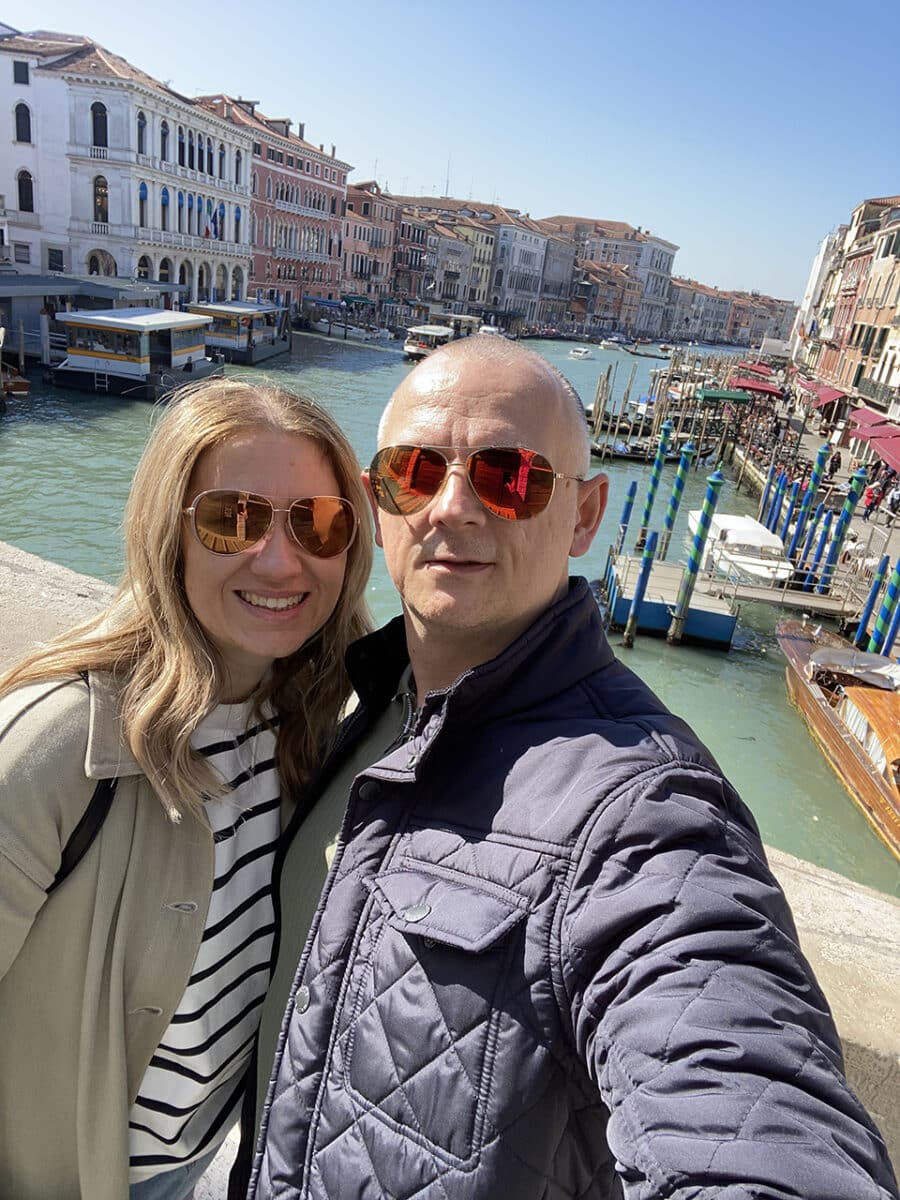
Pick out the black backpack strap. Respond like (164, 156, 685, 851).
(47, 776, 118, 895)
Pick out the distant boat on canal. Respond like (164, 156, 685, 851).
(777, 619, 900, 860)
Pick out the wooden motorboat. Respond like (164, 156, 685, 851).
(776, 619, 900, 859)
(1, 362, 30, 397)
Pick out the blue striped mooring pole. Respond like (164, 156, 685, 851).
(667, 470, 725, 644)
(615, 480, 638, 555)
(757, 462, 776, 523)
(882, 591, 900, 657)
(853, 555, 890, 648)
(816, 467, 867, 595)
(623, 530, 658, 647)
(797, 502, 825, 572)
(867, 559, 900, 654)
(788, 442, 830, 561)
(659, 443, 695, 561)
(779, 481, 801, 545)
(804, 509, 833, 591)
(765, 471, 787, 532)
(635, 420, 673, 550)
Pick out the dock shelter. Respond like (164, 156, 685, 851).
(186, 300, 290, 364)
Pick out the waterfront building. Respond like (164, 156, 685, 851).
(537, 233, 575, 328)
(344, 182, 396, 321)
(574, 261, 640, 335)
(0, 28, 253, 302)
(452, 218, 495, 309)
(539, 216, 644, 272)
(427, 221, 473, 314)
(197, 96, 348, 310)
(849, 208, 900, 418)
(790, 227, 846, 364)
(634, 231, 678, 337)
(664, 279, 732, 344)
(391, 211, 429, 326)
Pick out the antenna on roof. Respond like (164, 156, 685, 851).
(444, 154, 450, 197)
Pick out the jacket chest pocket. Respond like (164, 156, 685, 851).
(339, 860, 529, 1166)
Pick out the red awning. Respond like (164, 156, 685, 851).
(856, 422, 900, 441)
(736, 361, 773, 376)
(872, 437, 900, 472)
(849, 405, 890, 426)
(728, 375, 782, 395)
(811, 387, 846, 409)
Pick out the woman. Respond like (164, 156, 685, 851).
(0, 378, 372, 1199)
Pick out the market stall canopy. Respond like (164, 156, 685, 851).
(856, 421, 900, 442)
(849, 405, 891, 426)
(872, 436, 900, 472)
(795, 378, 846, 407)
(695, 388, 754, 404)
(728, 375, 782, 395)
(736, 362, 773, 376)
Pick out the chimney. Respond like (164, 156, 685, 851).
(319, 143, 324, 152)
(224, 101, 232, 119)
(298, 122, 305, 140)
(331, 143, 335, 158)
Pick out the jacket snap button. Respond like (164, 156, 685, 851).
(294, 984, 311, 1014)
(403, 902, 431, 922)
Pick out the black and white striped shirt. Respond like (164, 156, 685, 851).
(129, 702, 281, 1182)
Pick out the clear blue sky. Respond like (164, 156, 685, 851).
(19, 0, 899, 302)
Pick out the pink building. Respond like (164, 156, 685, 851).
(198, 96, 349, 309)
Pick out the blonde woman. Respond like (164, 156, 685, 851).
(0, 379, 371, 1200)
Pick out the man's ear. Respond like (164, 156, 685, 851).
(570, 473, 608, 558)
(361, 469, 384, 548)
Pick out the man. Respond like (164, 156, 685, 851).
(245, 338, 897, 1198)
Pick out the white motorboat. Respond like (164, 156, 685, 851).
(403, 324, 457, 360)
(688, 512, 794, 584)
(569, 346, 593, 359)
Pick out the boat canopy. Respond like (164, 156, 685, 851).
(56, 307, 211, 332)
(807, 647, 900, 692)
(406, 325, 456, 338)
(839, 686, 900, 783)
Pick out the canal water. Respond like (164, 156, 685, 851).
(1, 336, 897, 895)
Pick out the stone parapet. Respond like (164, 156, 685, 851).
(0, 540, 897, 1182)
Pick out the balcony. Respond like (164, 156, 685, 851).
(275, 198, 330, 219)
(857, 376, 899, 407)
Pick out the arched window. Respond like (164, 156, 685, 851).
(158, 257, 171, 283)
(137, 254, 151, 280)
(136, 110, 146, 154)
(218, 143, 225, 179)
(160, 120, 169, 161)
(235, 150, 242, 185)
(160, 186, 169, 231)
(266, 177, 272, 200)
(91, 101, 107, 148)
(251, 171, 258, 196)
(177, 125, 185, 166)
(264, 215, 270, 247)
(176, 190, 184, 232)
(93, 175, 108, 223)
(250, 212, 257, 244)
(206, 138, 213, 175)
(89, 254, 100, 275)
(138, 180, 148, 227)
(234, 205, 242, 244)
(17, 169, 34, 212)
(14, 102, 31, 143)
(187, 131, 195, 170)
(187, 191, 194, 234)
(218, 201, 226, 241)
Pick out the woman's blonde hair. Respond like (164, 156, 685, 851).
(0, 377, 373, 818)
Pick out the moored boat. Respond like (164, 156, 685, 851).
(1, 362, 29, 397)
(51, 307, 222, 400)
(186, 300, 291, 364)
(776, 619, 900, 859)
(688, 511, 793, 584)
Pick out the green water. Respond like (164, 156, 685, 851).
(1, 336, 897, 896)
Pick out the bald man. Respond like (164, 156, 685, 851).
(240, 339, 896, 1200)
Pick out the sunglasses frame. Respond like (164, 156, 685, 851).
(368, 444, 584, 521)
(182, 489, 359, 558)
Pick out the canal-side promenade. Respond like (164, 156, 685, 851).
(1, 538, 897, 1185)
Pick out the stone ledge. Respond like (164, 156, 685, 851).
(1, 541, 897, 1182)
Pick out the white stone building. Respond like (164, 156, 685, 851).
(0, 29, 253, 302)
(634, 232, 678, 336)
(491, 220, 547, 323)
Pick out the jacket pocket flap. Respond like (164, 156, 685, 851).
(368, 863, 528, 953)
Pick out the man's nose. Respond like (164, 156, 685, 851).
(427, 463, 485, 525)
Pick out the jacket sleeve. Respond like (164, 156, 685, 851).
(0, 679, 94, 980)
(559, 762, 899, 1200)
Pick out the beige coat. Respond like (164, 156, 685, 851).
(0, 675, 214, 1199)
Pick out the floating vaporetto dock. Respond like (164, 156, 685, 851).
(606, 552, 738, 647)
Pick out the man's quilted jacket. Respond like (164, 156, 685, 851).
(250, 578, 897, 1199)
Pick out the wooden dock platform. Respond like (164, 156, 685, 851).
(605, 556, 738, 647)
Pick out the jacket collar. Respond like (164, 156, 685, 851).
(346, 577, 615, 727)
(84, 670, 142, 780)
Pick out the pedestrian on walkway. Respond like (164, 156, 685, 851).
(862, 483, 883, 522)
(825, 449, 842, 482)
